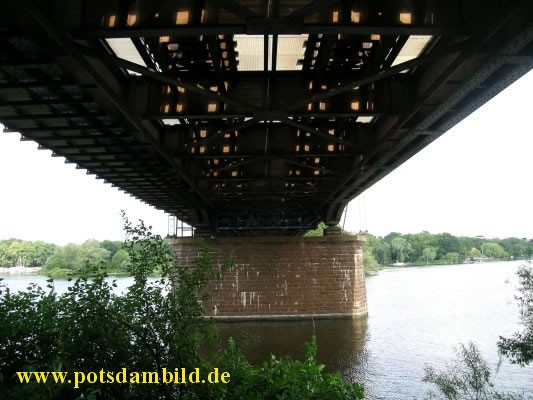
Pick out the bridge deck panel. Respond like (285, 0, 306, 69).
(1, 0, 532, 235)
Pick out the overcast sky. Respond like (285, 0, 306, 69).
(1, 71, 532, 245)
(344, 70, 533, 239)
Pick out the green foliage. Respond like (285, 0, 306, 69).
(434, 233, 462, 260)
(481, 242, 508, 259)
(425, 267, 532, 399)
(100, 240, 122, 259)
(40, 241, 110, 278)
(0, 239, 57, 267)
(304, 222, 328, 237)
(0, 239, 132, 275)
(303, 223, 530, 268)
(362, 240, 380, 275)
(467, 248, 482, 258)
(367, 234, 391, 266)
(499, 238, 529, 260)
(498, 264, 533, 366)
(110, 248, 130, 272)
(36, 240, 132, 277)
(0, 215, 363, 399)
(210, 337, 364, 400)
(444, 252, 460, 264)
(422, 247, 437, 266)
(391, 237, 413, 263)
(423, 342, 526, 400)
(358, 231, 525, 268)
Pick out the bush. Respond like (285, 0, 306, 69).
(209, 337, 363, 400)
(423, 342, 526, 400)
(498, 264, 533, 366)
(0, 215, 363, 399)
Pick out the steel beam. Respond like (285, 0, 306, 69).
(288, 39, 471, 111)
(0, 112, 107, 121)
(215, 0, 259, 20)
(187, 153, 354, 159)
(20, 0, 213, 209)
(71, 24, 470, 39)
(77, 44, 259, 111)
(288, 0, 340, 18)
(191, 119, 258, 147)
(321, 0, 533, 222)
(0, 99, 95, 106)
(282, 118, 355, 149)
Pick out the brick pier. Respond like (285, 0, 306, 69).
(169, 236, 367, 320)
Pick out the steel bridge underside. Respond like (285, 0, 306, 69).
(1, 0, 532, 236)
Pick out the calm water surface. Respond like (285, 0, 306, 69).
(0, 274, 138, 294)
(217, 261, 533, 399)
(2, 261, 532, 399)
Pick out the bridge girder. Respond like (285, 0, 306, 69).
(1, 0, 532, 235)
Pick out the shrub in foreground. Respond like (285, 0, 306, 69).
(423, 342, 527, 400)
(0, 215, 363, 399)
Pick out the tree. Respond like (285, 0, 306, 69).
(468, 247, 482, 258)
(365, 235, 391, 266)
(362, 240, 379, 275)
(435, 233, 462, 260)
(424, 342, 524, 400)
(100, 240, 122, 259)
(374, 240, 392, 265)
(424, 267, 532, 399)
(444, 252, 460, 264)
(110, 249, 130, 272)
(498, 265, 533, 366)
(28, 241, 57, 267)
(527, 240, 533, 259)
(4, 240, 32, 267)
(41, 241, 110, 277)
(0, 240, 57, 268)
(422, 247, 437, 266)
(481, 242, 508, 259)
(0, 217, 364, 399)
(76, 241, 106, 269)
(499, 238, 528, 260)
(391, 237, 413, 263)
(405, 232, 436, 261)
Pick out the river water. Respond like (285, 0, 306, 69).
(1, 261, 532, 399)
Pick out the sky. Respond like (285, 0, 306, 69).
(344, 70, 533, 239)
(1, 71, 532, 244)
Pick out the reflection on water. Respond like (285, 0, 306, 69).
(213, 261, 533, 399)
(216, 317, 369, 378)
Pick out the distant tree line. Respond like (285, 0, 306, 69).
(0, 239, 129, 277)
(2, 229, 531, 276)
(0, 239, 57, 268)
(305, 224, 532, 273)
(365, 231, 532, 267)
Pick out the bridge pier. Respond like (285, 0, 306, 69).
(169, 235, 367, 320)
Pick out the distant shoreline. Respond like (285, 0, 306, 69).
(0, 266, 42, 274)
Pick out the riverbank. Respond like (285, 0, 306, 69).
(379, 257, 524, 269)
(0, 266, 41, 274)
